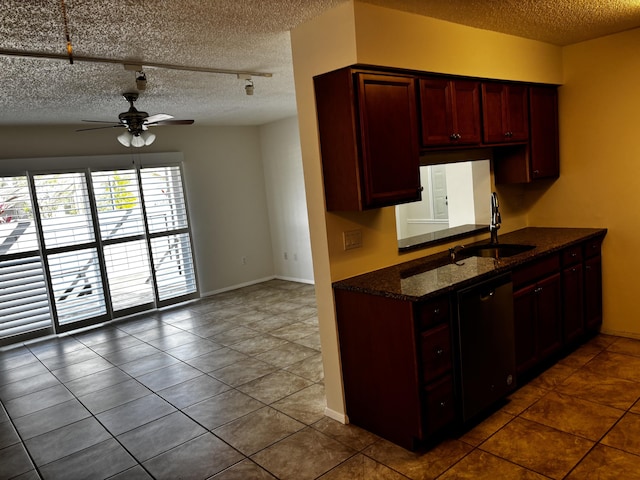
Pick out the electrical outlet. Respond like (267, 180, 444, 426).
(343, 229, 363, 250)
(241, 256, 247, 265)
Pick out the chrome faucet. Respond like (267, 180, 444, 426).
(490, 192, 501, 244)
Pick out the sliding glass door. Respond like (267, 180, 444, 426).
(0, 161, 198, 344)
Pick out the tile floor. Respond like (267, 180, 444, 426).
(1, 279, 640, 479)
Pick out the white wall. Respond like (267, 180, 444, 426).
(259, 117, 314, 283)
(0, 122, 309, 296)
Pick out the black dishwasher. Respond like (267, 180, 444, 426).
(456, 273, 516, 422)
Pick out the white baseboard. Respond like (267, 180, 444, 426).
(324, 407, 349, 424)
(200, 276, 277, 297)
(201, 275, 314, 298)
(274, 275, 315, 285)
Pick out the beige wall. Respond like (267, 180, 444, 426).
(292, 1, 563, 420)
(527, 28, 640, 338)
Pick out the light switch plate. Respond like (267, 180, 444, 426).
(343, 229, 363, 250)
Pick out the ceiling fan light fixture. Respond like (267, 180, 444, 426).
(117, 131, 133, 147)
(141, 131, 156, 146)
(130, 134, 146, 148)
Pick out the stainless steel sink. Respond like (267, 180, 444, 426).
(463, 243, 535, 259)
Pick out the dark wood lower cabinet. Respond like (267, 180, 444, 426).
(513, 272, 562, 375)
(333, 289, 453, 450)
(514, 236, 605, 378)
(563, 263, 585, 344)
(585, 255, 603, 332)
(333, 233, 605, 450)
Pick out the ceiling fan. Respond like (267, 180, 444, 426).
(77, 92, 194, 147)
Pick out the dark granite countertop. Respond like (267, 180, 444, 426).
(333, 227, 607, 302)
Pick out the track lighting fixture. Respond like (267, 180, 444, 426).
(245, 79, 254, 96)
(135, 71, 147, 91)
(237, 74, 254, 96)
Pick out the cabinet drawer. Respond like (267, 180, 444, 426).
(584, 237, 603, 258)
(424, 375, 455, 435)
(416, 297, 450, 330)
(421, 323, 452, 383)
(512, 253, 560, 289)
(562, 245, 583, 266)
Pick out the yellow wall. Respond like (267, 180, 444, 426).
(292, 1, 563, 420)
(527, 28, 640, 338)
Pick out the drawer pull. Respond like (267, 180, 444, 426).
(433, 307, 440, 315)
(440, 401, 447, 408)
(435, 348, 444, 356)
(571, 253, 577, 257)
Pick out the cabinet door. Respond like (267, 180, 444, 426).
(563, 263, 585, 344)
(451, 80, 482, 145)
(536, 273, 563, 361)
(357, 73, 421, 209)
(513, 284, 537, 374)
(529, 86, 559, 179)
(419, 78, 480, 147)
(481, 83, 507, 144)
(419, 78, 453, 146)
(505, 85, 529, 141)
(585, 255, 603, 332)
(481, 83, 529, 143)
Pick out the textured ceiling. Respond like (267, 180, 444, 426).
(1, 0, 639, 128)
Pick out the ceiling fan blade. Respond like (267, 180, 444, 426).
(81, 120, 123, 124)
(76, 124, 125, 132)
(147, 119, 195, 126)
(144, 113, 174, 124)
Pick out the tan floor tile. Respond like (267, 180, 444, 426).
(608, 337, 640, 357)
(318, 454, 407, 479)
(213, 406, 305, 456)
(363, 438, 472, 480)
(521, 391, 623, 440)
(556, 369, 640, 410)
(601, 412, 640, 455)
(271, 383, 326, 425)
(209, 357, 276, 387)
(566, 444, 640, 479)
(284, 352, 324, 383)
(584, 351, 640, 383)
(481, 417, 593, 479)
(587, 334, 618, 349)
(501, 384, 548, 416)
(251, 427, 355, 480)
(557, 343, 603, 369)
(438, 450, 547, 479)
(527, 363, 577, 390)
(210, 459, 276, 479)
(458, 410, 514, 446)
(237, 370, 313, 404)
(255, 342, 318, 368)
(312, 417, 380, 451)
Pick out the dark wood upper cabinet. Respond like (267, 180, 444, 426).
(314, 67, 421, 211)
(419, 77, 481, 147)
(481, 83, 529, 143)
(529, 85, 560, 180)
(314, 66, 561, 211)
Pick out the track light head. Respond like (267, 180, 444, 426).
(245, 80, 254, 96)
